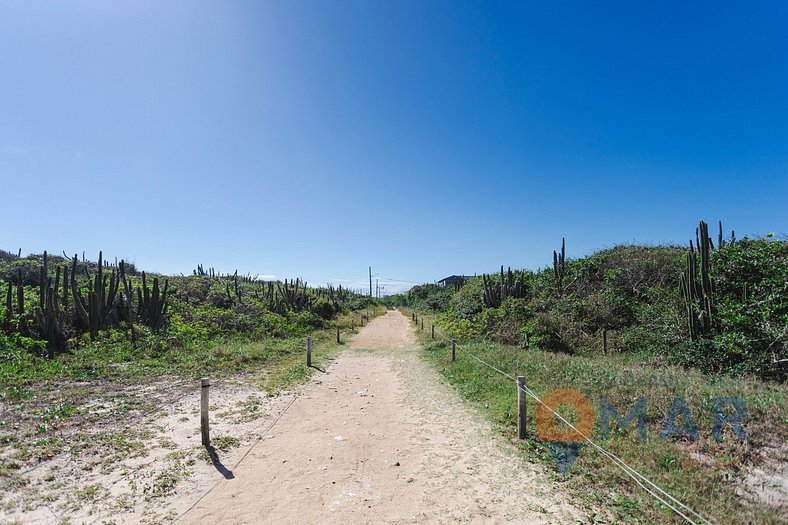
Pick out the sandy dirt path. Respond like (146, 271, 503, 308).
(179, 310, 585, 524)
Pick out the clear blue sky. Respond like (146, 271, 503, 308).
(1, 1, 786, 293)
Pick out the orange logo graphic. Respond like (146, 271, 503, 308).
(535, 388, 595, 443)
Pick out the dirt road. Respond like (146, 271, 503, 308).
(179, 310, 584, 524)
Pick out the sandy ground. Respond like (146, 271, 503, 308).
(0, 369, 298, 524)
(179, 310, 585, 524)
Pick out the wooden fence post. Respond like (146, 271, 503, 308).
(337, 326, 341, 344)
(451, 339, 456, 362)
(603, 329, 608, 354)
(431, 325, 435, 339)
(352, 319, 355, 331)
(517, 376, 527, 440)
(306, 336, 312, 367)
(201, 378, 210, 447)
(421, 319, 424, 330)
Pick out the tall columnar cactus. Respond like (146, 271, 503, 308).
(33, 276, 68, 352)
(70, 252, 126, 337)
(277, 278, 312, 311)
(3, 274, 22, 326)
(16, 269, 24, 316)
(119, 260, 134, 322)
(23, 251, 71, 351)
(553, 237, 566, 294)
(482, 273, 502, 308)
(39, 251, 48, 309)
(233, 270, 243, 304)
(136, 272, 169, 330)
(253, 281, 276, 307)
(483, 266, 528, 308)
(680, 220, 734, 339)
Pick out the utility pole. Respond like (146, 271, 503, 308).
(369, 266, 373, 298)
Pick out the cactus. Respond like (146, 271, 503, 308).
(70, 252, 120, 337)
(233, 270, 243, 304)
(137, 272, 169, 330)
(136, 272, 169, 330)
(277, 278, 312, 311)
(553, 237, 566, 294)
(17, 251, 70, 352)
(118, 261, 134, 322)
(482, 273, 502, 308)
(32, 276, 68, 353)
(483, 266, 529, 308)
(16, 269, 24, 315)
(3, 269, 26, 329)
(680, 220, 734, 339)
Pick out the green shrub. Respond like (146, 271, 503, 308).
(427, 239, 785, 378)
(310, 298, 336, 320)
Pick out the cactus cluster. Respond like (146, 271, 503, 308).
(2, 251, 170, 352)
(32, 255, 69, 352)
(315, 284, 353, 311)
(680, 220, 734, 339)
(482, 266, 529, 308)
(71, 252, 123, 337)
(136, 271, 168, 331)
(277, 278, 312, 311)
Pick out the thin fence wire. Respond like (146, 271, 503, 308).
(424, 317, 714, 525)
(177, 391, 300, 521)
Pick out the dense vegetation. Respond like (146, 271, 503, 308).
(0, 250, 377, 387)
(0, 251, 381, 520)
(400, 221, 786, 379)
(400, 221, 785, 524)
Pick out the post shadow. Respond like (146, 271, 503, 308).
(206, 445, 235, 479)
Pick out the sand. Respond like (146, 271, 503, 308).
(179, 310, 584, 524)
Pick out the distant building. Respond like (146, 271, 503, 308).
(437, 275, 473, 288)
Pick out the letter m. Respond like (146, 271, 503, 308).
(599, 397, 647, 441)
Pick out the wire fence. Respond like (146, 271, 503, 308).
(419, 313, 714, 525)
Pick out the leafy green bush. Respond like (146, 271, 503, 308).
(426, 239, 786, 378)
(407, 284, 454, 312)
(310, 298, 336, 320)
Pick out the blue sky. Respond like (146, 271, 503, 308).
(1, 1, 786, 293)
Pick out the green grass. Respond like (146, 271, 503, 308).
(408, 309, 786, 525)
(0, 309, 377, 390)
(0, 308, 382, 513)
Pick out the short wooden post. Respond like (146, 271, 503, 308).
(421, 319, 424, 330)
(201, 378, 210, 447)
(603, 329, 608, 354)
(336, 326, 341, 344)
(352, 319, 355, 331)
(517, 376, 527, 440)
(306, 336, 312, 367)
(431, 325, 435, 339)
(451, 340, 456, 362)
